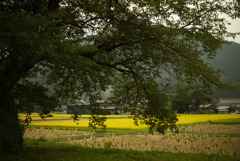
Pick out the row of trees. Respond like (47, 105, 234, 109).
(170, 82, 216, 114)
(1, 0, 239, 152)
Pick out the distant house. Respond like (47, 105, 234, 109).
(199, 104, 217, 114)
(190, 104, 217, 114)
(67, 103, 92, 114)
(67, 103, 128, 115)
(98, 104, 125, 115)
(217, 98, 240, 114)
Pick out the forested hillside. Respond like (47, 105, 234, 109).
(87, 42, 240, 99)
(27, 42, 240, 99)
(205, 42, 240, 98)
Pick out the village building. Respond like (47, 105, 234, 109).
(67, 102, 129, 115)
(190, 104, 217, 114)
(217, 98, 240, 114)
(199, 104, 217, 114)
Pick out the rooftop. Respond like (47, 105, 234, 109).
(218, 98, 240, 105)
(199, 104, 216, 108)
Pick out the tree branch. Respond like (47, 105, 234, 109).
(180, 8, 214, 29)
(98, 37, 155, 52)
(62, 16, 113, 30)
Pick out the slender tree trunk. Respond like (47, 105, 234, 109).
(0, 89, 24, 152)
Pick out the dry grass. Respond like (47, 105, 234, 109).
(23, 121, 240, 157)
(67, 133, 240, 157)
(23, 127, 95, 139)
(179, 124, 240, 134)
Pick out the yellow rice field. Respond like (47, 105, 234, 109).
(18, 113, 129, 121)
(29, 114, 240, 129)
(176, 114, 240, 124)
(31, 118, 147, 129)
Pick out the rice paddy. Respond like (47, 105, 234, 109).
(20, 113, 240, 160)
(27, 114, 240, 129)
(18, 113, 129, 121)
(179, 123, 240, 134)
(23, 127, 95, 139)
(23, 123, 240, 158)
(67, 132, 240, 157)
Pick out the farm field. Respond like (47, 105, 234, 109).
(4, 114, 239, 161)
(2, 139, 237, 161)
(23, 124, 240, 158)
(27, 114, 240, 129)
(22, 124, 240, 158)
(18, 113, 130, 121)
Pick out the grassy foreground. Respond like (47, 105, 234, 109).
(11, 114, 240, 161)
(1, 139, 237, 161)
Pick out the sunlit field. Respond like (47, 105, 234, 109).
(176, 114, 240, 124)
(30, 117, 148, 129)
(18, 113, 129, 121)
(26, 114, 240, 129)
(22, 115, 240, 159)
(16, 113, 240, 160)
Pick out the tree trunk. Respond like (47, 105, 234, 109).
(0, 89, 24, 152)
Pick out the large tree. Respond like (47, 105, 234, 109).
(0, 0, 239, 151)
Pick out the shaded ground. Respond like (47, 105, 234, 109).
(1, 139, 237, 161)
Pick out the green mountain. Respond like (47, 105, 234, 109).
(204, 42, 240, 98)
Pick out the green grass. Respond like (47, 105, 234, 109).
(28, 125, 148, 134)
(27, 125, 149, 135)
(1, 139, 238, 161)
(208, 118, 240, 124)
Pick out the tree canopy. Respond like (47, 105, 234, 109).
(171, 82, 192, 114)
(0, 0, 239, 151)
